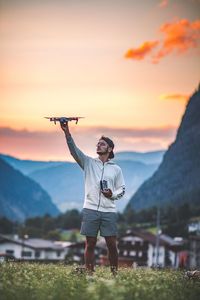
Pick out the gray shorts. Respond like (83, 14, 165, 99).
(80, 208, 117, 237)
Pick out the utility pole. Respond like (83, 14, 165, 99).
(155, 205, 160, 267)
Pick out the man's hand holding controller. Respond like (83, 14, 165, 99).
(100, 180, 113, 199)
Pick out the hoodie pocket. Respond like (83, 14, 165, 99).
(102, 197, 115, 209)
(86, 187, 99, 204)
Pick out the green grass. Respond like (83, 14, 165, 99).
(146, 227, 157, 234)
(0, 263, 200, 300)
(60, 230, 85, 242)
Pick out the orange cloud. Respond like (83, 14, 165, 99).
(154, 19, 200, 62)
(125, 19, 200, 63)
(159, 93, 189, 101)
(124, 41, 159, 60)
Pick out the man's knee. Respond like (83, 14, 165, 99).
(85, 237, 97, 251)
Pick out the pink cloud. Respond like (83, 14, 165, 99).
(0, 126, 177, 161)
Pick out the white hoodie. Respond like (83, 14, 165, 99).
(66, 135, 125, 212)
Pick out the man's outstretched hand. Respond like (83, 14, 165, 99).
(60, 122, 70, 136)
(101, 189, 113, 198)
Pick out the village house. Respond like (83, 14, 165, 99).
(187, 217, 200, 268)
(188, 219, 200, 234)
(0, 234, 70, 262)
(189, 235, 200, 268)
(0, 234, 106, 264)
(119, 229, 185, 268)
(65, 239, 107, 265)
(0, 231, 187, 268)
(100, 229, 186, 268)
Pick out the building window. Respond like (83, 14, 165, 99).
(123, 250, 128, 256)
(21, 251, 32, 257)
(6, 250, 14, 255)
(35, 251, 40, 258)
(138, 251, 142, 257)
(57, 251, 61, 257)
(130, 251, 136, 256)
(153, 251, 160, 257)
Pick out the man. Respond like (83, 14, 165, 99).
(60, 121, 125, 275)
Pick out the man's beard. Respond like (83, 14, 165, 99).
(97, 147, 109, 155)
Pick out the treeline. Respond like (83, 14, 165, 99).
(1, 203, 200, 239)
(0, 209, 81, 240)
(122, 203, 200, 237)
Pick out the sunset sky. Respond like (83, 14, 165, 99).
(0, 0, 200, 161)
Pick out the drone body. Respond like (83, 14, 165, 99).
(45, 117, 84, 124)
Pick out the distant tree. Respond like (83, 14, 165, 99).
(69, 231, 78, 242)
(163, 205, 177, 223)
(45, 230, 61, 241)
(62, 209, 81, 229)
(124, 207, 135, 224)
(25, 216, 43, 228)
(138, 206, 157, 223)
(0, 217, 13, 234)
(42, 215, 56, 232)
(177, 203, 190, 221)
(18, 226, 43, 238)
(163, 220, 188, 238)
(116, 212, 125, 223)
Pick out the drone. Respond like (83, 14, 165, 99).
(45, 117, 84, 125)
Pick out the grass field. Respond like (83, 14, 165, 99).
(0, 263, 200, 300)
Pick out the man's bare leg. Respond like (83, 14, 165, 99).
(105, 236, 118, 275)
(84, 236, 97, 273)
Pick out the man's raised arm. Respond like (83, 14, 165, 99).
(60, 122, 88, 170)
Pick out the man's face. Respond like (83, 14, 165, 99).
(96, 139, 110, 155)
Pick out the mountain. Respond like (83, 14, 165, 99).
(0, 154, 63, 175)
(0, 158, 60, 221)
(115, 160, 158, 210)
(0, 152, 165, 212)
(128, 88, 200, 211)
(115, 150, 165, 165)
(30, 162, 84, 212)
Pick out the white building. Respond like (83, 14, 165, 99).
(188, 221, 200, 234)
(189, 235, 200, 268)
(0, 234, 71, 261)
(117, 229, 185, 268)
